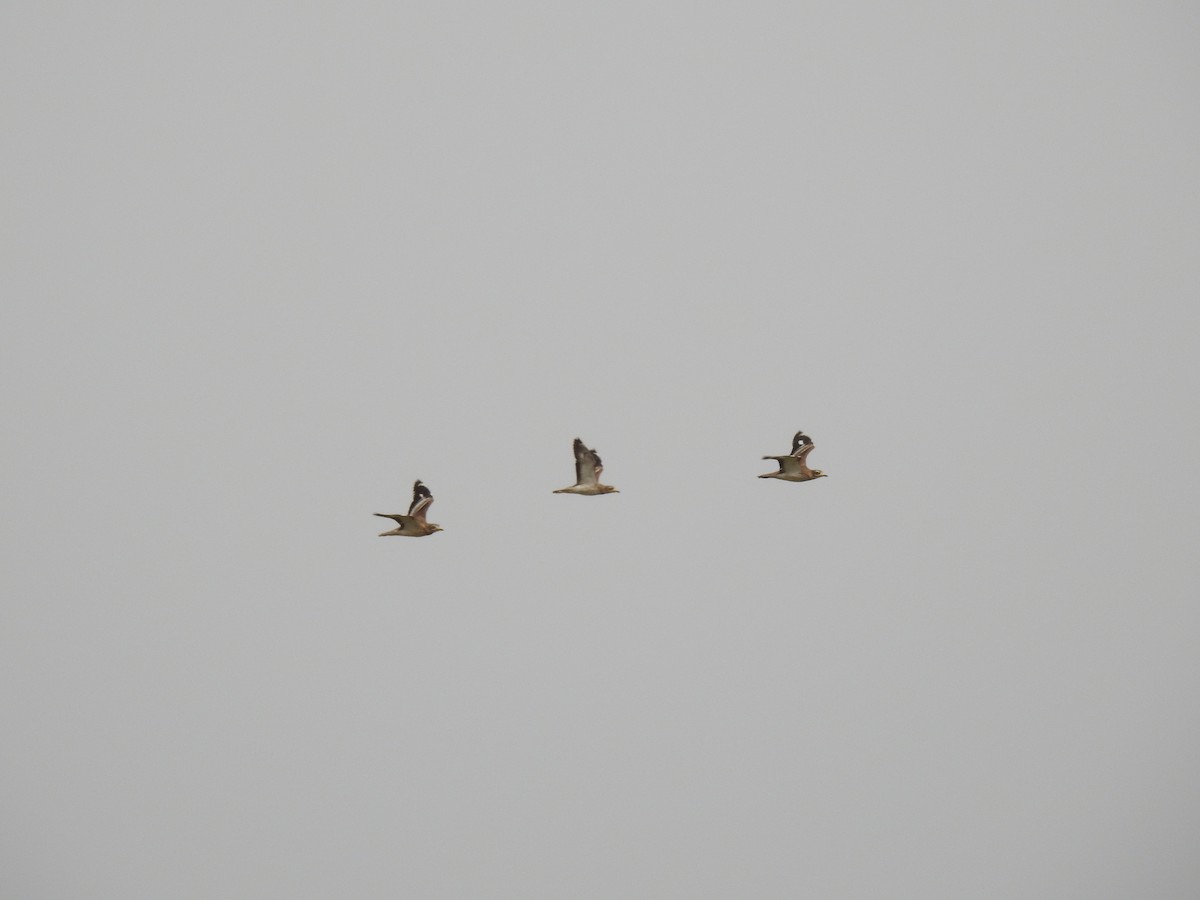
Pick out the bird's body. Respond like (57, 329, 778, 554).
(554, 484, 617, 496)
(375, 480, 443, 536)
(554, 438, 618, 495)
(759, 430, 827, 482)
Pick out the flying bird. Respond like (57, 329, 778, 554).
(553, 438, 619, 495)
(375, 480, 444, 536)
(759, 430, 827, 482)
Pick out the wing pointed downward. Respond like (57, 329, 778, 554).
(773, 455, 803, 476)
(408, 480, 434, 522)
(573, 438, 602, 487)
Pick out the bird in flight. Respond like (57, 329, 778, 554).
(375, 480, 444, 536)
(759, 430, 827, 482)
(553, 438, 619, 495)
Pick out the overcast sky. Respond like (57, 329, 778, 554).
(3, 2, 1199, 898)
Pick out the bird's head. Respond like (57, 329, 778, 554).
(814, 470, 827, 478)
(602, 485, 619, 494)
(430, 524, 444, 533)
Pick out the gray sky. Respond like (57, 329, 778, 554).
(3, 2, 1199, 897)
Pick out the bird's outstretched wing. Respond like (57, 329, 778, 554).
(573, 438, 602, 487)
(762, 455, 805, 477)
(791, 430, 813, 455)
(375, 512, 418, 534)
(408, 480, 434, 523)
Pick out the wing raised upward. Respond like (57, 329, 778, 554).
(408, 480, 434, 522)
(573, 438, 602, 487)
(791, 430, 814, 455)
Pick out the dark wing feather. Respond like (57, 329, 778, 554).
(791, 430, 813, 455)
(408, 480, 434, 521)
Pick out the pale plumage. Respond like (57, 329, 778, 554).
(759, 430, 827, 483)
(375, 480, 443, 536)
(553, 438, 619, 495)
